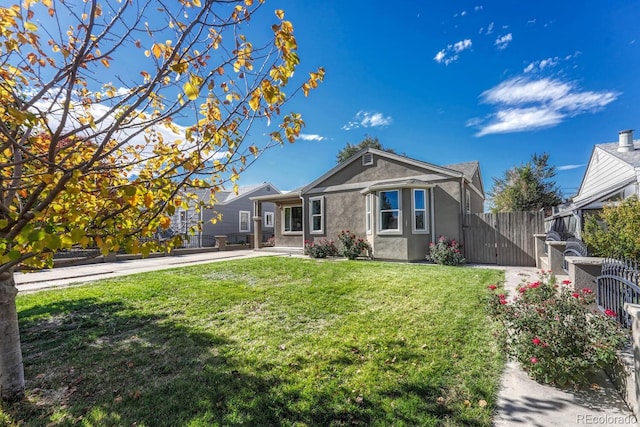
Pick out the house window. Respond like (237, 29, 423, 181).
(239, 210, 250, 232)
(309, 197, 324, 233)
(465, 189, 471, 214)
(362, 153, 373, 166)
(365, 193, 373, 234)
(284, 206, 303, 233)
(379, 190, 401, 232)
(413, 189, 428, 233)
(264, 212, 274, 228)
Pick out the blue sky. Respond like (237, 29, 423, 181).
(234, 0, 640, 201)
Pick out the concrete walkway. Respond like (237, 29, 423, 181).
(14, 249, 290, 292)
(493, 266, 638, 427)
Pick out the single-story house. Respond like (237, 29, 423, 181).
(169, 182, 279, 246)
(547, 129, 640, 238)
(251, 148, 485, 261)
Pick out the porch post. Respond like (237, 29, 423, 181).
(253, 200, 262, 249)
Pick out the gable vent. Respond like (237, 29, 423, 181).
(362, 153, 374, 166)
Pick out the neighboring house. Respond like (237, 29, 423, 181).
(251, 148, 485, 261)
(170, 182, 279, 245)
(547, 129, 640, 238)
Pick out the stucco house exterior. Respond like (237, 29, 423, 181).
(547, 129, 640, 238)
(170, 182, 279, 246)
(251, 148, 485, 261)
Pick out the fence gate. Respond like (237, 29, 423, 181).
(462, 211, 545, 266)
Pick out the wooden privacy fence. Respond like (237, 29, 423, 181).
(462, 211, 545, 266)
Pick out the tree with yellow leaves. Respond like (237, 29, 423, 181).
(0, 0, 323, 400)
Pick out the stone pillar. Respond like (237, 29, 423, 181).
(564, 256, 605, 294)
(622, 303, 640, 417)
(215, 235, 227, 251)
(546, 241, 567, 275)
(253, 200, 262, 249)
(533, 234, 546, 269)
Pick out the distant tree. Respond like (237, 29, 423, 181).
(489, 153, 562, 213)
(336, 135, 395, 163)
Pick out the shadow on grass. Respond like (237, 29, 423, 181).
(2, 298, 440, 426)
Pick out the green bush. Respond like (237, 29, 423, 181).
(426, 236, 465, 266)
(304, 239, 338, 258)
(337, 230, 371, 260)
(487, 271, 628, 385)
(583, 196, 640, 261)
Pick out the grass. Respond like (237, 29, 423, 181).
(2, 257, 504, 426)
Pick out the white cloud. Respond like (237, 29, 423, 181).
(495, 33, 513, 50)
(557, 164, 585, 171)
(527, 19, 537, 25)
(470, 77, 620, 136)
(342, 111, 393, 130)
(487, 22, 494, 35)
(461, 10, 467, 16)
(524, 52, 581, 74)
(434, 39, 472, 65)
(298, 133, 327, 142)
(453, 39, 472, 52)
(474, 5, 483, 11)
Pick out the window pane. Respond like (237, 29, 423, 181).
(311, 200, 321, 214)
(312, 216, 322, 231)
(414, 190, 425, 210)
(380, 191, 398, 210)
(415, 211, 425, 230)
(292, 207, 303, 231)
(284, 208, 291, 231)
(381, 211, 399, 230)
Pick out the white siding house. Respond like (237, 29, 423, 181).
(548, 130, 640, 237)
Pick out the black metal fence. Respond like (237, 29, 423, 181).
(597, 258, 640, 328)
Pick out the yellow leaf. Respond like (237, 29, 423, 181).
(248, 90, 260, 111)
(159, 216, 171, 229)
(24, 22, 38, 32)
(183, 81, 199, 101)
(101, 58, 110, 68)
(275, 9, 284, 19)
(144, 192, 153, 208)
(193, 0, 201, 6)
(152, 43, 162, 59)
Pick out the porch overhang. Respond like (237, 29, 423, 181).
(360, 179, 434, 195)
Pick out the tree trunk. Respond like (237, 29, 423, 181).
(0, 271, 24, 401)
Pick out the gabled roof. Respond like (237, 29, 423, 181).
(187, 182, 280, 206)
(300, 147, 473, 195)
(444, 160, 484, 197)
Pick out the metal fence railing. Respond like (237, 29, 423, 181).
(597, 258, 640, 329)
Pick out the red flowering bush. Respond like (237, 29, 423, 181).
(426, 236, 465, 266)
(487, 271, 628, 385)
(337, 231, 371, 260)
(304, 239, 338, 259)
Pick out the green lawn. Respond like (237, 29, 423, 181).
(2, 257, 504, 426)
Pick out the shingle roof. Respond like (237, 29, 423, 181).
(597, 141, 640, 167)
(443, 161, 479, 181)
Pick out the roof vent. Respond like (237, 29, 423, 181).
(618, 129, 634, 152)
(362, 153, 373, 166)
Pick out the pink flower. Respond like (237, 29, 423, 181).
(530, 357, 538, 364)
(562, 279, 572, 285)
(604, 309, 617, 318)
(532, 337, 541, 346)
(519, 287, 527, 294)
(529, 282, 541, 289)
(488, 284, 497, 291)
(499, 299, 508, 305)
(582, 288, 593, 294)
(571, 292, 580, 298)
(498, 294, 506, 300)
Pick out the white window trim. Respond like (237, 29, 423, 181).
(378, 189, 402, 234)
(412, 189, 429, 234)
(365, 193, 373, 235)
(239, 210, 250, 233)
(282, 205, 303, 235)
(264, 211, 274, 228)
(309, 196, 324, 234)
